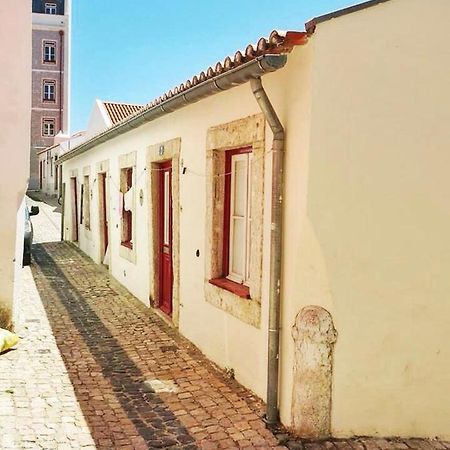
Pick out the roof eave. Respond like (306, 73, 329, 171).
(57, 53, 293, 165)
(305, 0, 392, 34)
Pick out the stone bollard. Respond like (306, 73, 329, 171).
(291, 305, 337, 439)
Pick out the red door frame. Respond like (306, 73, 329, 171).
(99, 173, 108, 260)
(157, 161, 173, 316)
(71, 177, 78, 241)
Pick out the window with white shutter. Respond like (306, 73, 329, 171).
(224, 148, 253, 286)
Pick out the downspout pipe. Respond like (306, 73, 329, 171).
(250, 77, 285, 428)
(59, 30, 64, 133)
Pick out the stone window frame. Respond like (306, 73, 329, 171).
(147, 138, 181, 327)
(44, 2, 57, 14)
(42, 40, 57, 64)
(96, 160, 110, 265)
(205, 114, 265, 328)
(118, 152, 136, 264)
(120, 168, 133, 246)
(82, 166, 91, 232)
(42, 117, 55, 137)
(42, 79, 56, 103)
(68, 168, 79, 243)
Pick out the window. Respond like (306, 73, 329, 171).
(43, 41, 56, 63)
(42, 118, 55, 137)
(120, 167, 133, 248)
(44, 3, 57, 14)
(224, 148, 253, 285)
(83, 175, 91, 230)
(43, 80, 56, 102)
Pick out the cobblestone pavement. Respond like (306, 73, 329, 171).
(26, 192, 61, 243)
(283, 438, 450, 450)
(4, 196, 449, 449)
(30, 242, 284, 449)
(0, 265, 96, 449)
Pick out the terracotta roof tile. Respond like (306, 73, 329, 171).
(58, 29, 307, 162)
(145, 30, 307, 109)
(103, 101, 144, 125)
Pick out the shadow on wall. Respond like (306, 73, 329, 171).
(30, 242, 198, 449)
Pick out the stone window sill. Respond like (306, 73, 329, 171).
(209, 278, 250, 299)
(121, 241, 133, 250)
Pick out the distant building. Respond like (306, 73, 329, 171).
(0, 1, 31, 329)
(38, 100, 143, 197)
(30, 0, 71, 190)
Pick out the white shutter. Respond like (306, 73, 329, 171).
(228, 152, 252, 285)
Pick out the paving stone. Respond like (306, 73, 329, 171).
(6, 198, 446, 450)
(21, 238, 284, 449)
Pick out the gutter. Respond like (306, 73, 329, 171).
(250, 77, 285, 428)
(57, 54, 288, 165)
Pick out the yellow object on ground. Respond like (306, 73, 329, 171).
(0, 328, 19, 353)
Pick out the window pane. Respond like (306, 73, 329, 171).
(231, 217, 245, 278)
(233, 158, 247, 217)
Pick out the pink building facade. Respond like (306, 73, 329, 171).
(30, 0, 70, 190)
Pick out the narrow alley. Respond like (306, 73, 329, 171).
(1, 196, 448, 449)
(1, 195, 282, 449)
(29, 241, 281, 449)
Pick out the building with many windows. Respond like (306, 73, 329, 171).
(30, 0, 70, 190)
(37, 100, 143, 197)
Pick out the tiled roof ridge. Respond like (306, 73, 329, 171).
(58, 29, 307, 163)
(147, 30, 306, 109)
(102, 100, 144, 107)
(102, 101, 145, 125)
(109, 29, 307, 127)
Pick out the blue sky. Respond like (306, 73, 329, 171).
(70, 0, 356, 132)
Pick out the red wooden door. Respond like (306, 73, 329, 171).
(71, 177, 78, 241)
(100, 173, 108, 259)
(158, 161, 173, 316)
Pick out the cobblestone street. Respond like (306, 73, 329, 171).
(0, 197, 449, 449)
(29, 241, 282, 449)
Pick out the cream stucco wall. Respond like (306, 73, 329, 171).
(62, 0, 450, 439)
(282, 0, 450, 438)
(0, 0, 31, 328)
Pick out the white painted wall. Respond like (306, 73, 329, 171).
(38, 145, 61, 196)
(0, 0, 31, 328)
(84, 100, 112, 140)
(13, 200, 26, 325)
